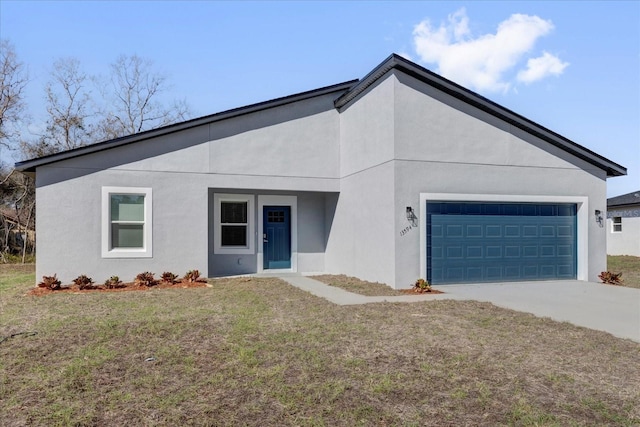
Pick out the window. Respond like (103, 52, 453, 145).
(612, 216, 622, 233)
(214, 193, 254, 254)
(102, 187, 152, 258)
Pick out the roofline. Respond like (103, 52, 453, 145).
(335, 54, 627, 178)
(608, 202, 640, 208)
(15, 79, 358, 173)
(607, 190, 640, 207)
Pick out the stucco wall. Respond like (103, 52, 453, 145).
(324, 75, 396, 285)
(326, 70, 609, 289)
(207, 190, 331, 277)
(392, 72, 608, 287)
(606, 209, 640, 256)
(34, 91, 342, 284)
(33, 67, 615, 289)
(36, 168, 210, 284)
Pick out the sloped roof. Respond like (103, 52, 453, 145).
(15, 80, 357, 174)
(15, 53, 626, 177)
(608, 190, 640, 207)
(336, 54, 626, 177)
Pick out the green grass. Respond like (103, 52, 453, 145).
(607, 255, 640, 288)
(1, 264, 639, 426)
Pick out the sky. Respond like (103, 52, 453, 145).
(1, 1, 638, 197)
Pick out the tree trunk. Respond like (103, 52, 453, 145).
(21, 200, 35, 263)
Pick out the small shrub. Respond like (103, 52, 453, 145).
(38, 274, 61, 290)
(161, 271, 179, 284)
(413, 278, 432, 293)
(598, 271, 623, 285)
(73, 274, 95, 290)
(135, 272, 157, 287)
(184, 269, 201, 283)
(103, 275, 125, 289)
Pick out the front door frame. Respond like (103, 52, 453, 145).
(258, 195, 297, 273)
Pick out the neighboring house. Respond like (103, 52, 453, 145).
(606, 190, 640, 257)
(15, 54, 626, 288)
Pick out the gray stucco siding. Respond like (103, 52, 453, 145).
(392, 72, 603, 176)
(36, 162, 336, 284)
(29, 57, 620, 290)
(339, 74, 395, 178)
(327, 70, 608, 288)
(387, 72, 607, 287)
(208, 189, 332, 277)
(606, 206, 640, 256)
(36, 168, 209, 285)
(392, 161, 606, 287)
(324, 162, 396, 286)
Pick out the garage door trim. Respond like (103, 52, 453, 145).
(419, 193, 589, 282)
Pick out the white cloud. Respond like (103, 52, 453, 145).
(412, 8, 567, 93)
(517, 51, 569, 84)
(397, 51, 414, 62)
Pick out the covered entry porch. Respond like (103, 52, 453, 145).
(207, 189, 338, 277)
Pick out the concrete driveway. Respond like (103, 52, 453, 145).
(281, 275, 640, 343)
(435, 280, 640, 343)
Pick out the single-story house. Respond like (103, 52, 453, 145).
(15, 54, 626, 288)
(606, 190, 640, 256)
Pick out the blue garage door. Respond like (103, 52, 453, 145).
(427, 203, 577, 284)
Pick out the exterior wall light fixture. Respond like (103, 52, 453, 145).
(406, 206, 418, 226)
(406, 206, 415, 221)
(595, 209, 603, 226)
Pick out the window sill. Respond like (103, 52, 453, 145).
(102, 249, 153, 259)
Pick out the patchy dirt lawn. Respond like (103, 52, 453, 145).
(1, 264, 639, 426)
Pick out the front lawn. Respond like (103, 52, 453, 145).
(1, 264, 639, 426)
(608, 255, 640, 288)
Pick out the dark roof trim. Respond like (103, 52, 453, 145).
(15, 80, 358, 173)
(607, 190, 640, 207)
(335, 54, 627, 177)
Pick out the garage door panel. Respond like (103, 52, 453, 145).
(428, 203, 577, 284)
(467, 225, 483, 237)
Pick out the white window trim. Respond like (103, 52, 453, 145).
(257, 195, 298, 273)
(419, 193, 589, 282)
(612, 216, 622, 233)
(102, 186, 152, 258)
(214, 193, 255, 255)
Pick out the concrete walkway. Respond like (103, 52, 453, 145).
(276, 275, 640, 343)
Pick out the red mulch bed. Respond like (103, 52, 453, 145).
(28, 280, 208, 296)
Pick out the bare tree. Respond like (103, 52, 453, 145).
(0, 163, 35, 262)
(41, 57, 94, 151)
(98, 54, 189, 139)
(0, 39, 28, 150)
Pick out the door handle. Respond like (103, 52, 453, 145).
(263, 233, 268, 243)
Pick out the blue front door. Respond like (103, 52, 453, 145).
(263, 206, 291, 269)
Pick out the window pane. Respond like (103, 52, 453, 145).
(221, 225, 247, 246)
(221, 202, 247, 223)
(111, 195, 144, 221)
(112, 224, 144, 248)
